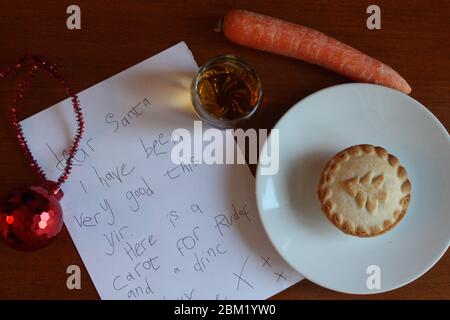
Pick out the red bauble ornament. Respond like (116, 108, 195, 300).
(0, 183, 64, 251)
(0, 55, 84, 251)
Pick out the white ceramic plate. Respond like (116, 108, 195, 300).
(256, 83, 450, 294)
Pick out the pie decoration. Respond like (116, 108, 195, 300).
(317, 144, 411, 237)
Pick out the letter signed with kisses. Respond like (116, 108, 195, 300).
(20, 42, 302, 299)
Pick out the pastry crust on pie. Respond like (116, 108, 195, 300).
(317, 144, 411, 237)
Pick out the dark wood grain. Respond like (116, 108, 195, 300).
(0, 0, 448, 300)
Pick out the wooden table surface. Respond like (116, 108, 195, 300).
(0, 0, 448, 299)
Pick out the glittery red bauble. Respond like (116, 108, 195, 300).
(0, 185, 63, 251)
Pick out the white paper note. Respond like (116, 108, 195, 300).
(20, 42, 302, 299)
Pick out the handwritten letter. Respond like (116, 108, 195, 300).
(20, 42, 302, 299)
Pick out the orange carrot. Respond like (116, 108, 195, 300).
(223, 9, 411, 94)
